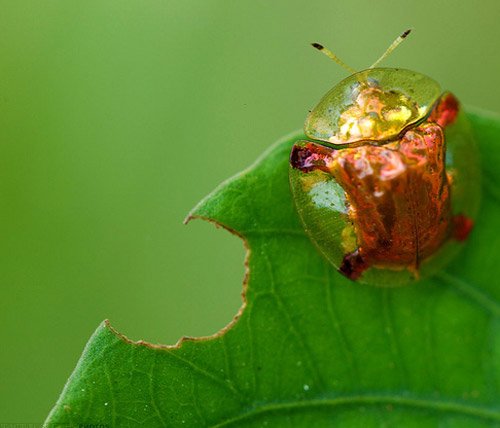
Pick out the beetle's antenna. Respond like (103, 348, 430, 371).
(369, 29, 412, 69)
(311, 43, 357, 74)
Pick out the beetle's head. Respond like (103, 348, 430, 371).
(305, 68, 441, 146)
(306, 30, 442, 147)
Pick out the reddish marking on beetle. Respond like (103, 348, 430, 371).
(339, 249, 369, 280)
(453, 214, 474, 241)
(290, 145, 317, 172)
(337, 122, 450, 272)
(290, 143, 332, 173)
(294, 117, 453, 279)
(429, 92, 459, 128)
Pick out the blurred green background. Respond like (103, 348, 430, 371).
(1, 0, 500, 423)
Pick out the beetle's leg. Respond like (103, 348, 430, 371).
(339, 249, 369, 281)
(290, 141, 334, 174)
(428, 92, 459, 128)
(452, 214, 474, 241)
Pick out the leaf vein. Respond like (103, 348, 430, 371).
(104, 362, 117, 427)
(264, 254, 325, 390)
(149, 354, 168, 427)
(437, 272, 500, 317)
(210, 394, 500, 427)
(382, 289, 410, 388)
(163, 350, 243, 398)
(324, 267, 361, 385)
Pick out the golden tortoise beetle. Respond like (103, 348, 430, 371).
(289, 30, 480, 286)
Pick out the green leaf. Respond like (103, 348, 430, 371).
(45, 110, 500, 427)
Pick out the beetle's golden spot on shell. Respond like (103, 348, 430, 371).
(304, 68, 442, 147)
(335, 84, 420, 144)
(341, 224, 357, 254)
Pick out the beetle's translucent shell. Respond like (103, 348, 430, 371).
(305, 68, 441, 146)
(290, 68, 480, 287)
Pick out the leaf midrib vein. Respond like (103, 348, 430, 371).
(210, 394, 500, 427)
